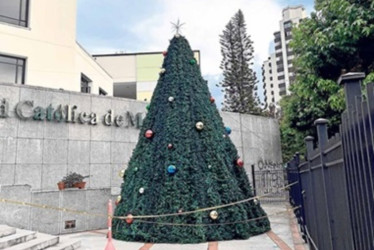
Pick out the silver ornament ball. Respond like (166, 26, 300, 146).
(196, 121, 204, 130)
(210, 210, 218, 220)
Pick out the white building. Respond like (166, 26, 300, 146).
(263, 6, 307, 109)
(0, 0, 113, 96)
(93, 51, 200, 102)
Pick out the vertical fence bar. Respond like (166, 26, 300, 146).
(304, 136, 318, 250)
(295, 153, 307, 242)
(314, 118, 334, 250)
(338, 72, 367, 249)
(341, 111, 359, 250)
(365, 83, 374, 249)
(251, 164, 256, 196)
(355, 96, 374, 243)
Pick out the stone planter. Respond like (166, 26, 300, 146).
(73, 182, 86, 189)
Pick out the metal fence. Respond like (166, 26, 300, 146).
(251, 162, 287, 203)
(286, 72, 374, 250)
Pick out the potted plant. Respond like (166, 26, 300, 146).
(58, 172, 89, 190)
(57, 181, 65, 190)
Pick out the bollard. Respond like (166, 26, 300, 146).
(105, 199, 116, 250)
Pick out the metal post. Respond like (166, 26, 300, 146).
(304, 136, 319, 249)
(338, 72, 368, 249)
(315, 118, 334, 250)
(251, 164, 256, 196)
(105, 199, 116, 250)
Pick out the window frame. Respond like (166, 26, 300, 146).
(0, 54, 26, 84)
(0, 0, 30, 27)
(81, 73, 92, 94)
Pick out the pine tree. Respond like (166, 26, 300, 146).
(112, 34, 270, 244)
(219, 10, 261, 114)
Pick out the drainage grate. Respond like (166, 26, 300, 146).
(65, 220, 76, 229)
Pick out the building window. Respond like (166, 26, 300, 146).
(271, 91, 274, 95)
(278, 75, 285, 80)
(279, 90, 287, 96)
(274, 32, 281, 43)
(270, 77, 273, 81)
(269, 70, 272, 74)
(272, 97, 275, 103)
(0, 0, 29, 27)
(0, 54, 25, 84)
(99, 87, 107, 96)
(284, 21, 292, 29)
(81, 74, 91, 93)
(270, 84, 273, 88)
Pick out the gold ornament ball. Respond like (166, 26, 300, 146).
(196, 121, 204, 131)
(210, 210, 218, 220)
(117, 195, 122, 202)
(159, 68, 166, 74)
(139, 187, 145, 194)
(118, 169, 125, 178)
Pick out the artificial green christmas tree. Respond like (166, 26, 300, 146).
(112, 34, 270, 244)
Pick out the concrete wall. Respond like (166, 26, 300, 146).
(0, 83, 282, 234)
(0, 185, 114, 235)
(0, 0, 113, 95)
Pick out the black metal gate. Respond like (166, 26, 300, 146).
(251, 161, 287, 202)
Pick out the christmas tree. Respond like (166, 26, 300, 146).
(112, 33, 270, 244)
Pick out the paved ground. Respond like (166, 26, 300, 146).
(63, 203, 308, 250)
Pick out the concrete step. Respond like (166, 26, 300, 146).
(0, 225, 16, 238)
(47, 238, 81, 250)
(0, 229, 36, 249)
(5, 232, 59, 250)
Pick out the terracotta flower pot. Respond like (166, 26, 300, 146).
(73, 181, 86, 189)
(57, 181, 65, 190)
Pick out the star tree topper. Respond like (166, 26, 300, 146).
(171, 19, 185, 37)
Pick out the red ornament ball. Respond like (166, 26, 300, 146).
(125, 214, 134, 224)
(236, 158, 244, 167)
(162, 51, 167, 57)
(145, 129, 154, 138)
(168, 143, 173, 149)
(210, 97, 215, 103)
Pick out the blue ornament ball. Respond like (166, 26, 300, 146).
(167, 165, 177, 174)
(225, 126, 232, 135)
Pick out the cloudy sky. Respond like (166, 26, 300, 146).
(77, 0, 314, 106)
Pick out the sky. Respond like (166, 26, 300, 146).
(77, 0, 314, 107)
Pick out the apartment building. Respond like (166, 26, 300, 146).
(263, 5, 307, 108)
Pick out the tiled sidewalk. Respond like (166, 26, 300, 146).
(64, 203, 308, 250)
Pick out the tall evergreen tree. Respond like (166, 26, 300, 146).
(219, 10, 261, 114)
(112, 34, 270, 244)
